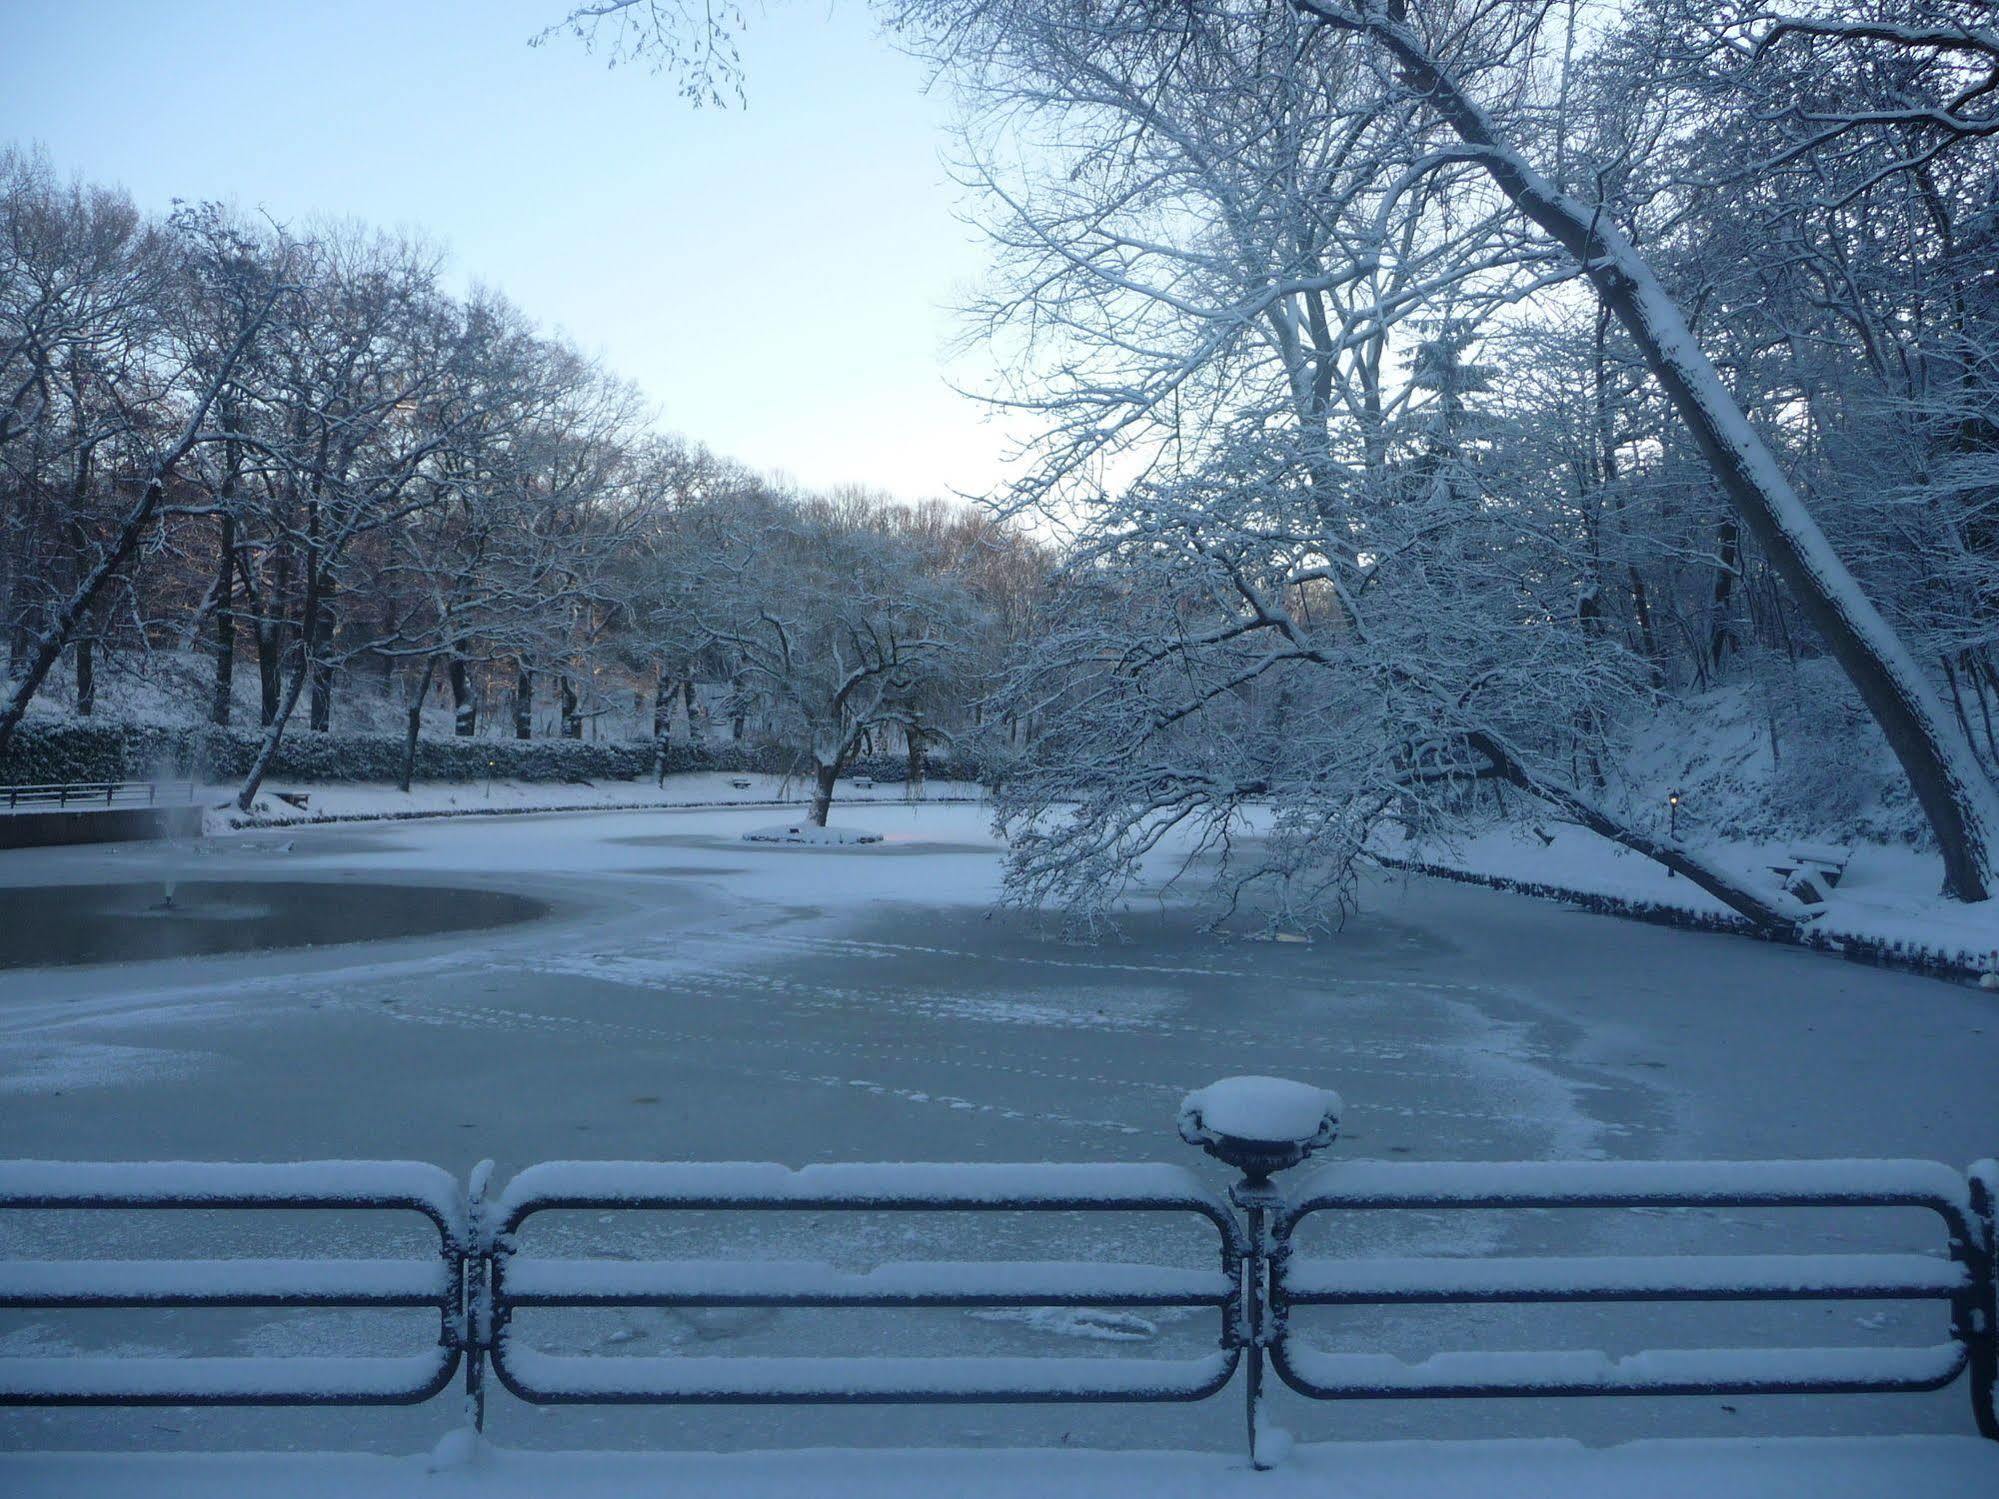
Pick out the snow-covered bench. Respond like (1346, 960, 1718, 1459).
(1769, 842, 1854, 904)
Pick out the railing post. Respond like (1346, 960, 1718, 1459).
(1967, 1161, 1998, 1441)
(461, 1160, 496, 1435)
(1179, 1077, 1342, 1469)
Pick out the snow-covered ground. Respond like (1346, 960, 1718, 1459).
(0, 803, 1994, 1482)
(4, 1435, 1993, 1498)
(1380, 820, 1999, 976)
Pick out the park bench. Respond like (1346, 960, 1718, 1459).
(1769, 843, 1853, 904)
(728, 776, 753, 790)
(1, 1079, 1991, 1466)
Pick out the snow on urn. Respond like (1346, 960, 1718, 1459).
(1178, 1076, 1341, 1182)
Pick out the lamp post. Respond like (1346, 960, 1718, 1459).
(1667, 790, 1681, 876)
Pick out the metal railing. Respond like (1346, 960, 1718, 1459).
(0, 1095, 1992, 1463)
(1267, 1159, 1986, 1404)
(0, 780, 192, 812)
(481, 1161, 1242, 1414)
(0, 1161, 466, 1406)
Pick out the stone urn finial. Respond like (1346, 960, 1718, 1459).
(1178, 1075, 1341, 1183)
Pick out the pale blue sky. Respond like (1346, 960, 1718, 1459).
(0, 0, 1012, 501)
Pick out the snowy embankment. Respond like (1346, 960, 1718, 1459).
(4, 1436, 1992, 1498)
(212, 774, 985, 833)
(1372, 822, 1998, 981)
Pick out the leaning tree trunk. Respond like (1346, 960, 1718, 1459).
(1307, 0, 1999, 901)
(1466, 731, 1806, 933)
(237, 546, 328, 812)
(0, 279, 274, 759)
(0, 474, 166, 756)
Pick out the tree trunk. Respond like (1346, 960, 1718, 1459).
(210, 513, 235, 727)
(0, 473, 165, 756)
(257, 549, 288, 728)
(256, 620, 283, 727)
(1308, 0, 1999, 901)
(809, 759, 839, 827)
(1467, 731, 1805, 933)
(378, 609, 397, 687)
(308, 577, 335, 733)
(72, 638, 93, 716)
(513, 665, 533, 739)
(1708, 520, 1739, 674)
(653, 665, 672, 784)
(308, 659, 333, 731)
(398, 657, 438, 794)
(449, 648, 476, 736)
(560, 678, 581, 739)
(1627, 566, 1660, 668)
(237, 530, 328, 812)
(0, 278, 275, 758)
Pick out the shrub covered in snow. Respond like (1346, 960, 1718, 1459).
(0, 720, 990, 790)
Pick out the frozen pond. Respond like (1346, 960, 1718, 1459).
(0, 880, 547, 969)
(0, 803, 1993, 1456)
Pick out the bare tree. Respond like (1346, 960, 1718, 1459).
(660, 487, 987, 825)
(0, 180, 284, 757)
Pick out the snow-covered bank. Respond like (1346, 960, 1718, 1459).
(1374, 822, 1998, 980)
(213, 774, 985, 833)
(3, 1437, 1992, 1498)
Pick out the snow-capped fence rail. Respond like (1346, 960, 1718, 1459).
(0, 1088, 1992, 1463)
(0, 779, 186, 812)
(0, 1161, 467, 1405)
(1268, 1159, 1993, 1414)
(479, 1162, 1243, 1416)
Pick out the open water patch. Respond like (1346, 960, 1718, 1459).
(0, 881, 547, 969)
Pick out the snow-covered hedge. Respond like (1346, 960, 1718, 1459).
(0, 721, 988, 789)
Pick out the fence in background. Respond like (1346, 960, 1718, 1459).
(0, 780, 189, 812)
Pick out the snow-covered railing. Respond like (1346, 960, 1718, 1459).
(479, 1161, 1244, 1415)
(1267, 1156, 1997, 1432)
(0, 779, 186, 811)
(0, 1089, 1992, 1462)
(0, 1161, 467, 1406)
